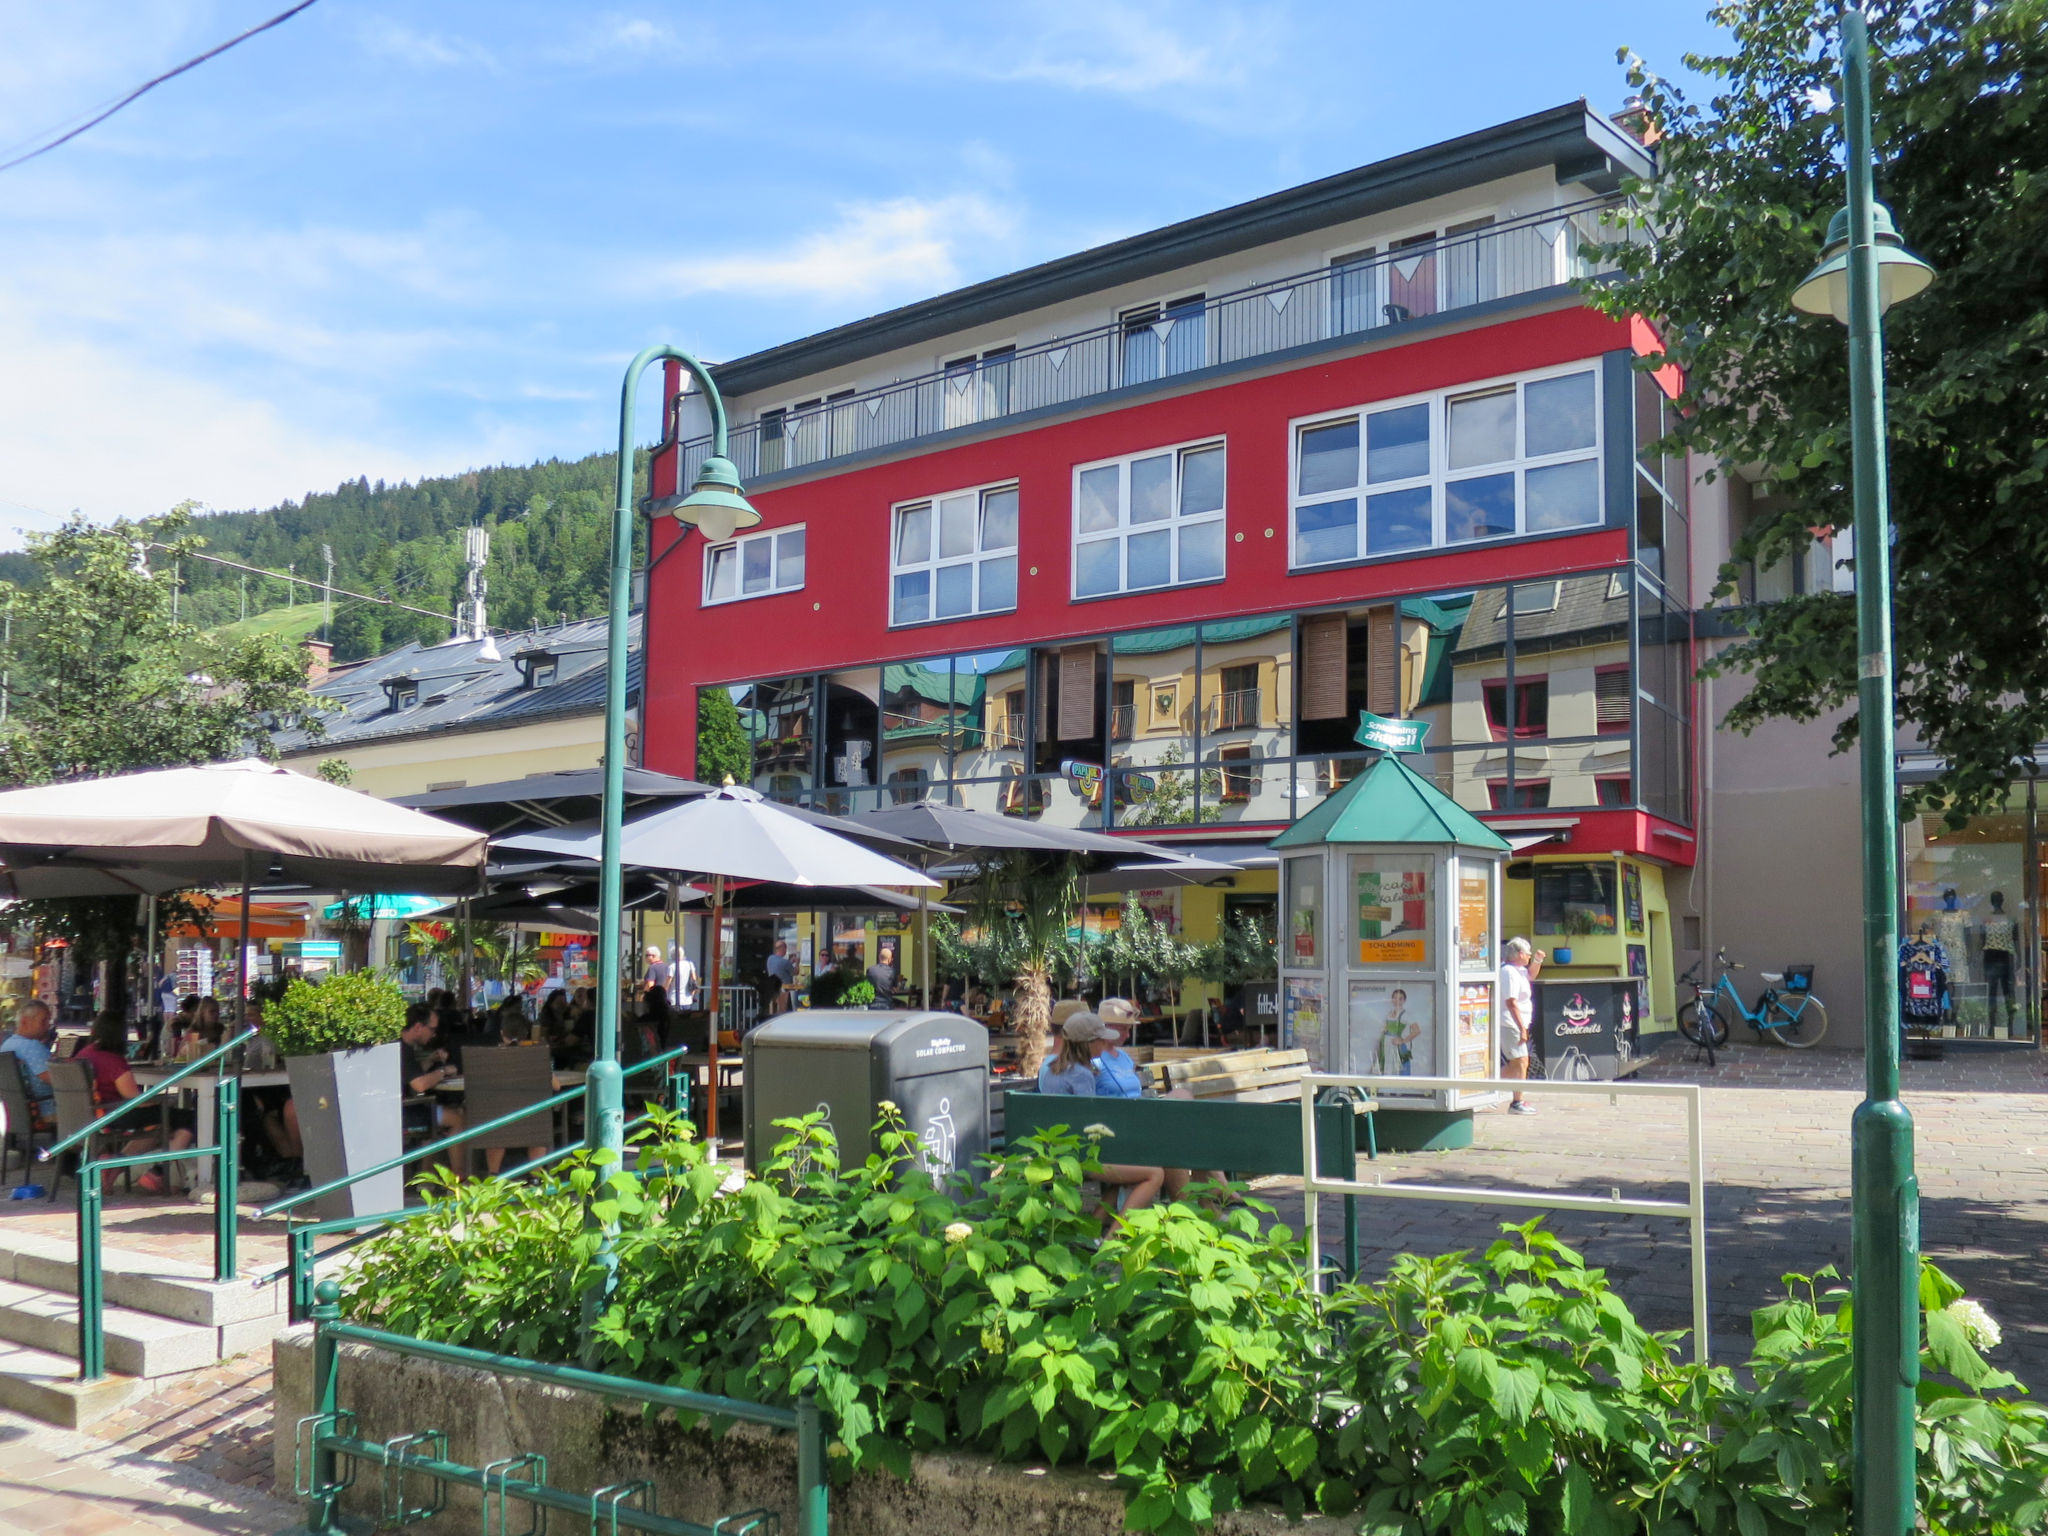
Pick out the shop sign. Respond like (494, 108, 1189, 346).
(1353, 711, 1430, 754)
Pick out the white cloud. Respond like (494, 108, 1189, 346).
(355, 17, 496, 71)
(645, 193, 1016, 303)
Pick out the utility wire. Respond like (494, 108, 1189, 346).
(0, 1, 321, 176)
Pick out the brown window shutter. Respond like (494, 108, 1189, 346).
(1299, 615, 1347, 720)
(1058, 645, 1097, 741)
(1035, 654, 1053, 742)
(1367, 605, 1399, 715)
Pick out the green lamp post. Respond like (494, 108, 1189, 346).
(1788, 8, 1935, 1532)
(585, 347, 757, 1307)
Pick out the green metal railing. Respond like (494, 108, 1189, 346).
(38, 1027, 255, 1381)
(259, 1045, 695, 1317)
(299, 1278, 826, 1535)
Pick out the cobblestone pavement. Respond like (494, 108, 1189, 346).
(1258, 1040, 2048, 1388)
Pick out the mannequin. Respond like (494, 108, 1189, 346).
(1979, 891, 2018, 1038)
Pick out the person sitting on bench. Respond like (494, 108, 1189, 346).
(1036, 1010, 1164, 1225)
(1097, 998, 1221, 1199)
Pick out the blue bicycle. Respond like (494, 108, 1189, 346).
(1678, 951, 1830, 1050)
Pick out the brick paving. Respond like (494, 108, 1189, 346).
(1260, 1039, 2048, 1388)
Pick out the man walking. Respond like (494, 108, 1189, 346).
(1499, 937, 1536, 1113)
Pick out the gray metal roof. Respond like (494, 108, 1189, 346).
(709, 102, 1652, 399)
(275, 614, 639, 753)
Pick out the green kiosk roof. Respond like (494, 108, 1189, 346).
(1271, 754, 1511, 853)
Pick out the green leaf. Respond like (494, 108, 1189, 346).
(1491, 1364, 1540, 1424)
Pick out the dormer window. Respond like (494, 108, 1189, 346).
(382, 678, 419, 711)
(514, 649, 559, 689)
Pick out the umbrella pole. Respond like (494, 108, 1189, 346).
(706, 875, 724, 1150)
(143, 893, 156, 1048)
(236, 851, 252, 1030)
(459, 898, 473, 1018)
(918, 871, 931, 1011)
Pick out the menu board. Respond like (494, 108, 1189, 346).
(1353, 856, 1431, 965)
(1284, 977, 1325, 1067)
(1457, 865, 1493, 971)
(1457, 982, 1494, 1078)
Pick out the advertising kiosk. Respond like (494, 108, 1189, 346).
(1273, 719, 1511, 1151)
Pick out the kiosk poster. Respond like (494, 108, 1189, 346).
(1457, 866, 1492, 970)
(1622, 864, 1645, 936)
(1354, 859, 1430, 964)
(1350, 979, 1437, 1083)
(1284, 977, 1325, 1066)
(1456, 982, 1494, 1077)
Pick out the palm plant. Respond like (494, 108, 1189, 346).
(970, 850, 1084, 1080)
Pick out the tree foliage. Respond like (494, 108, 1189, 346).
(695, 687, 751, 787)
(1589, 0, 2048, 817)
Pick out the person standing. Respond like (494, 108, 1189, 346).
(866, 942, 900, 1003)
(765, 940, 797, 1014)
(1498, 937, 1536, 1114)
(642, 945, 671, 997)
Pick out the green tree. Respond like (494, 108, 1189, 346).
(970, 852, 1085, 1080)
(695, 687, 751, 786)
(1588, 0, 2048, 818)
(0, 506, 330, 1008)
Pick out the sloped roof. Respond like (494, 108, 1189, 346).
(273, 613, 638, 754)
(883, 662, 986, 708)
(1271, 753, 1510, 852)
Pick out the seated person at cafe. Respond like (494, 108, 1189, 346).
(537, 989, 588, 1066)
(1, 999, 57, 1120)
(1036, 1010, 1165, 1226)
(76, 1011, 197, 1196)
(490, 997, 531, 1046)
(400, 1003, 464, 1150)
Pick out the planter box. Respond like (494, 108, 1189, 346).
(285, 1042, 404, 1222)
(273, 1330, 1347, 1536)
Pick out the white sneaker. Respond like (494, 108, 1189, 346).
(1509, 1101, 1537, 1114)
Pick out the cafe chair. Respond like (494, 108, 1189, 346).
(0, 1054, 53, 1182)
(459, 1046, 555, 1175)
(45, 1058, 125, 1202)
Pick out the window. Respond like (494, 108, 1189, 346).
(1073, 440, 1226, 598)
(1488, 780, 1552, 810)
(943, 345, 1016, 428)
(1213, 663, 1260, 730)
(382, 678, 418, 711)
(759, 389, 855, 472)
(1596, 776, 1633, 807)
(704, 524, 807, 605)
(1110, 679, 1136, 742)
(1216, 745, 1260, 803)
(891, 483, 1019, 625)
(888, 766, 929, 805)
(1120, 294, 1205, 385)
(1595, 665, 1630, 734)
(1290, 367, 1602, 568)
(1481, 677, 1549, 740)
(1331, 248, 1378, 335)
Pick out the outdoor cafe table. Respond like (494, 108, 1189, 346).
(130, 1063, 291, 1191)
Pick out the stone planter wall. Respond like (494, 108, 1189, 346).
(274, 1330, 1346, 1536)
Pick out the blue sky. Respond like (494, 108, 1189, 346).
(0, 1, 1724, 546)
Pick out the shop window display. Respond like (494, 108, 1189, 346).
(1903, 806, 2034, 1040)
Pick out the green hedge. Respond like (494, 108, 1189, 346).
(341, 1116, 2048, 1536)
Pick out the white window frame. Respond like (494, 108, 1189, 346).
(702, 523, 808, 606)
(1287, 361, 1604, 572)
(1070, 436, 1228, 600)
(889, 479, 1020, 628)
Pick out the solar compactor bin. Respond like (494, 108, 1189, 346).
(742, 1010, 990, 1181)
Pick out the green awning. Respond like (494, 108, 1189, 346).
(1271, 754, 1509, 852)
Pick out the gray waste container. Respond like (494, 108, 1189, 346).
(743, 1010, 989, 1180)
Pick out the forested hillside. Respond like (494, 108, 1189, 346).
(0, 451, 649, 661)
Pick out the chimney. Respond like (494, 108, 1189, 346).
(301, 637, 334, 685)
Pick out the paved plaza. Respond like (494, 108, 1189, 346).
(1, 1040, 2042, 1532)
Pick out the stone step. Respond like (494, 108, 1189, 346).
(0, 1340, 143, 1428)
(0, 1278, 232, 1378)
(0, 1227, 284, 1327)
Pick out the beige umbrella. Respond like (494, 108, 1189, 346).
(0, 757, 489, 1018)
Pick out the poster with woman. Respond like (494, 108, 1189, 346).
(1348, 979, 1437, 1087)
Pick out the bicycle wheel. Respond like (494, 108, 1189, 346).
(1767, 995, 1829, 1049)
(1677, 997, 1729, 1048)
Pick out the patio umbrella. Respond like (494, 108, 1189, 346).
(498, 785, 938, 1141)
(395, 767, 713, 836)
(0, 757, 489, 1020)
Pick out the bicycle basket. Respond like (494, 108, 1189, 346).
(1783, 963, 1815, 993)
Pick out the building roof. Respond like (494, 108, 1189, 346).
(709, 102, 1652, 399)
(274, 614, 638, 755)
(1272, 753, 1510, 852)
(1450, 573, 1629, 661)
(882, 662, 987, 708)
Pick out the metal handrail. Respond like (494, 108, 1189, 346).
(39, 1026, 256, 1162)
(257, 1042, 695, 1219)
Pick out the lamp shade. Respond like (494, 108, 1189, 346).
(1791, 203, 1936, 322)
(641, 454, 762, 542)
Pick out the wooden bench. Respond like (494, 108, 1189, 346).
(1001, 1089, 1373, 1280)
(1141, 1047, 1314, 1103)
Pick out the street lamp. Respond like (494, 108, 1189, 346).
(1788, 9, 1934, 1533)
(585, 347, 756, 1324)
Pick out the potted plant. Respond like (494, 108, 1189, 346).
(265, 971, 409, 1221)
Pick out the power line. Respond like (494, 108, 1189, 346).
(0, 1, 321, 176)
(146, 543, 457, 626)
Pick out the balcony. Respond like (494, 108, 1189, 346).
(1109, 703, 1136, 743)
(682, 198, 1631, 482)
(1208, 689, 1262, 732)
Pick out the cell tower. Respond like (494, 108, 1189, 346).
(463, 527, 490, 641)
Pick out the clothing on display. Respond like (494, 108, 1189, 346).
(1897, 936, 1951, 1025)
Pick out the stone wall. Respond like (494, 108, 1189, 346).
(273, 1330, 1347, 1536)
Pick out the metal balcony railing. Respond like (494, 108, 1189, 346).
(1109, 704, 1136, 742)
(1209, 688, 1262, 732)
(681, 197, 1632, 482)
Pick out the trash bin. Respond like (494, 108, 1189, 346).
(743, 1010, 989, 1180)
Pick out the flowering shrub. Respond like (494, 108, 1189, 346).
(339, 1113, 2048, 1536)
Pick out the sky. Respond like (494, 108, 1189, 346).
(0, 1, 1727, 548)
